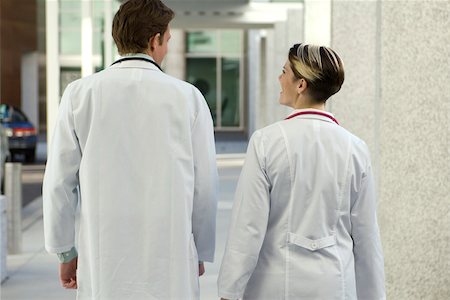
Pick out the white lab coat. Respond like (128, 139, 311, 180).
(218, 109, 385, 300)
(43, 54, 218, 300)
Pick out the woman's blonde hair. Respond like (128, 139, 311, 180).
(288, 43, 345, 102)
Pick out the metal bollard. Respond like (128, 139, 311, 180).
(4, 163, 22, 254)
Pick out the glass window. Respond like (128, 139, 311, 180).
(221, 58, 240, 127)
(59, 0, 113, 63)
(93, 1, 104, 57)
(60, 0, 81, 55)
(186, 30, 244, 131)
(220, 31, 242, 55)
(186, 58, 218, 126)
(186, 31, 218, 53)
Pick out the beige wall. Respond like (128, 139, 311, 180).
(331, 1, 450, 298)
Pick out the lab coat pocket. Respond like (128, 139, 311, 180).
(287, 232, 336, 251)
(286, 232, 342, 299)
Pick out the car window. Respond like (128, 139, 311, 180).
(11, 110, 28, 122)
(0, 105, 28, 123)
(0, 105, 10, 122)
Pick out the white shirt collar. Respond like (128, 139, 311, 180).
(120, 53, 156, 62)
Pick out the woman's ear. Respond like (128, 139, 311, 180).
(297, 78, 308, 94)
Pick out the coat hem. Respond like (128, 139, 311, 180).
(218, 290, 244, 300)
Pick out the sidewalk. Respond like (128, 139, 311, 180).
(1, 197, 76, 300)
(0, 155, 244, 299)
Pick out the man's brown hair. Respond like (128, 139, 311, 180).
(112, 0, 174, 55)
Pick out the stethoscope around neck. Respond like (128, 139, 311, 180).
(111, 57, 163, 72)
(285, 110, 339, 125)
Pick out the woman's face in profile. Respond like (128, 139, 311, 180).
(278, 60, 300, 108)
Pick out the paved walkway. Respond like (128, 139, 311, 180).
(1, 155, 244, 300)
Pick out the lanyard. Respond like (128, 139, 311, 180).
(285, 111, 339, 125)
(111, 57, 163, 72)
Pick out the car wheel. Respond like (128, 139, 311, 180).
(25, 148, 36, 163)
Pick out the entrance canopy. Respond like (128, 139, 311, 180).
(164, 0, 302, 29)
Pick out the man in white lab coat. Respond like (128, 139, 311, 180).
(218, 44, 385, 299)
(43, 1, 218, 299)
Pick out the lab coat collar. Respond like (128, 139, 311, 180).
(285, 108, 338, 125)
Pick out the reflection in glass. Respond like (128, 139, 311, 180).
(186, 30, 243, 129)
(221, 58, 240, 127)
(186, 58, 217, 126)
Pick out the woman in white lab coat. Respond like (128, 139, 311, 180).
(218, 44, 385, 300)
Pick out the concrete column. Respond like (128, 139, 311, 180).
(103, 0, 114, 67)
(21, 52, 39, 131)
(256, 31, 268, 130)
(264, 23, 288, 126)
(252, 7, 304, 131)
(247, 30, 261, 137)
(304, 0, 331, 46)
(330, 0, 379, 178)
(331, 0, 450, 298)
(379, 2, 450, 298)
(45, 0, 60, 149)
(81, 0, 94, 77)
(286, 9, 303, 47)
(258, 8, 304, 129)
(164, 29, 185, 80)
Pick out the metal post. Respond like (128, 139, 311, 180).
(4, 163, 22, 254)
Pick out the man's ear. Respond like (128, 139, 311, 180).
(149, 33, 161, 51)
(297, 78, 308, 94)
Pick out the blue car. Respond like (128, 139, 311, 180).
(0, 104, 37, 162)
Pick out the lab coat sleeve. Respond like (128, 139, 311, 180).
(43, 83, 81, 254)
(191, 90, 218, 263)
(351, 164, 386, 300)
(218, 131, 270, 300)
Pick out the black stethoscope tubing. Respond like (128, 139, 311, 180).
(111, 57, 163, 72)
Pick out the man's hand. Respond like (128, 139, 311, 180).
(59, 257, 77, 289)
(198, 262, 205, 276)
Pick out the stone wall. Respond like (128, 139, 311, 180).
(331, 1, 450, 298)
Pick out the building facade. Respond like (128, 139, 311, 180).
(1, 0, 447, 298)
